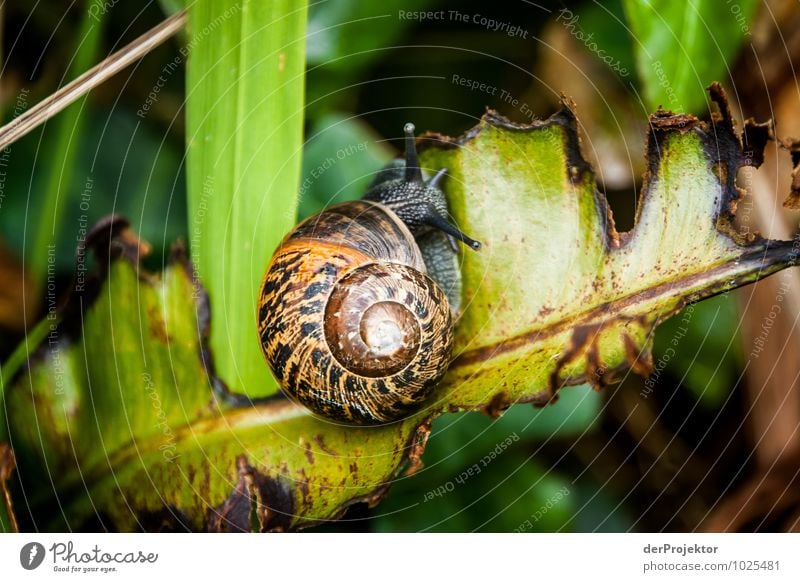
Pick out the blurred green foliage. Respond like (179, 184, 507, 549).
(185, 0, 308, 398)
(654, 294, 743, 407)
(372, 386, 613, 532)
(299, 114, 392, 219)
(623, 0, 759, 113)
(0, 108, 187, 272)
(555, 0, 637, 82)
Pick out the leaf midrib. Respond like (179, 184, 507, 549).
(450, 240, 793, 369)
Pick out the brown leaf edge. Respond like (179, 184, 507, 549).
(207, 417, 432, 532)
(5, 214, 266, 407)
(420, 82, 779, 248)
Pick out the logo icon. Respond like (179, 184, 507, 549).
(20, 542, 46, 570)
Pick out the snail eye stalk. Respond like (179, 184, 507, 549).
(403, 122, 423, 183)
(423, 209, 481, 251)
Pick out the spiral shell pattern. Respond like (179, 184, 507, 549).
(257, 200, 453, 424)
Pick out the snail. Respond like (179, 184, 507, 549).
(257, 123, 480, 425)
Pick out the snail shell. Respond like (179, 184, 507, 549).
(257, 200, 453, 424)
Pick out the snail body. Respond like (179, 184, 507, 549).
(258, 124, 480, 425)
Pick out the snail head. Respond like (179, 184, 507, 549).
(365, 123, 481, 251)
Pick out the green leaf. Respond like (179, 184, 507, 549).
(5, 86, 798, 530)
(299, 114, 393, 219)
(4, 247, 210, 482)
(305, 0, 443, 118)
(374, 451, 574, 532)
(186, 1, 308, 398)
(3, 233, 426, 529)
(0, 108, 188, 273)
(622, 0, 758, 112)
(428, 88, 785, 414)
(31, 5, 105, 285)
(307, 0, 442, 69)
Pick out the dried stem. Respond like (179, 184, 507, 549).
(0, 10, 186, 151)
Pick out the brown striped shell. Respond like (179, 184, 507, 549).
(257, 200, 453, 425)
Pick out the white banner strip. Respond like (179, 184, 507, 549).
(1, 533, 798, 581)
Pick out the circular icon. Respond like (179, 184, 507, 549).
(20, 542, 46, 570)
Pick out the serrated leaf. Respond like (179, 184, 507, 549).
(3, 86, 798, 531)
(426, 86, 785, 416)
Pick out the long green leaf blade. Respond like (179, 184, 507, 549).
(186, 0, 307, 397)
(30, 5, 105, 285)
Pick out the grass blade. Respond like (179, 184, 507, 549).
(186, 0, 308, 397)
(30, 4, 106, 286)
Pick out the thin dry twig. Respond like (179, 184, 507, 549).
(0, 9, 186, 151)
